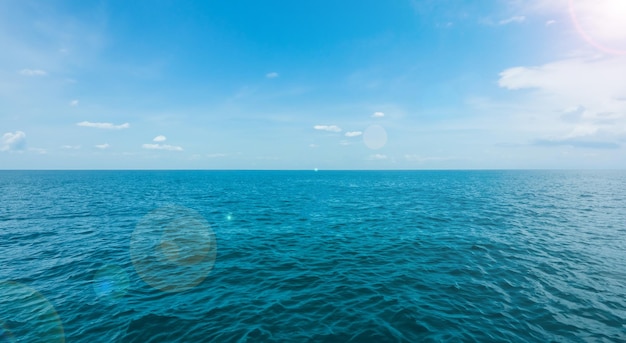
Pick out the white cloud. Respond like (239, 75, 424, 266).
(95, 143, 110, 150)
(498, 56, 626, 145)
(499, 16, 526, 25)
(545, 19, 556, 26)
(76, 121, 130, 129)
(313, 125, 342, 132)
(153, 135, 167, 142)
(371, 111, 385, 118)
(266, 72, 279, 78)
(1, 131, 26, 152)
(69, 100, 79, 107)
(368, 154, 388, 160)
(19, 69, 47, 76)
(345, 131, 363, 137)
(498, 56, 626, 105)
(61, 145, 81, 150)
(142, 143, 183, 151)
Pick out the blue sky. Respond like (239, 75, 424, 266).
(1, 0, 625, 169)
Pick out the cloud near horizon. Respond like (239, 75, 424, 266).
(345, 131, 363, 137)
(368, 154, 388, 160)
(533, 138, 620, 149)
(19, 69, 47, 76)
(142, 143, 183, 151)
(498, 56, 626, 145)
(206, 153, 228, 158)
(1, 131, 27, 152)
(77, 121, 130, 129)
(313, 125, 342, 132)
(95, 143, 110, 149)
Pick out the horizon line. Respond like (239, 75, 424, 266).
(0, 168, 623, 172)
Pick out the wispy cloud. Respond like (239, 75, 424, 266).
(95, 143, 110, 149)
(405, 155, 457, 162)
(533, 138, 619, 149)
(309, 144, 319, 148)
(313, 125, 342, 132)
(142, 143, 183, 151)
(266, 72, 279, 78)
(545, 19, 556, 26)
(69, 100, 79, 107)
(368, 154, 388, 160)
(77, 121, 130, 129)
(206, 153, 228, 158)
(28, 148, 47, 154)
(1, 131, 27, 152)
(61, 145, 81, 150)
(499, 16, 526, 25)
(371, 111, 385, 118)
(345, 131, 363, 137)
(19, 69, 47, 76)
(142, 135, 183, 151)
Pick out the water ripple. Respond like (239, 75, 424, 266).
(1, 170, 625, 342)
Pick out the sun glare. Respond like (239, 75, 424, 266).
(569, 0, 626, 54)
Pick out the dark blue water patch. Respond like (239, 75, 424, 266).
(1, 170, 625, 342)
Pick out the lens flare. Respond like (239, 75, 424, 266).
(0, 282, 64, 343)
(569, 0, 626, 55)
(130, 205, 217, 293)
(363, 125, 388, 150)
(92, 265, 130, 303)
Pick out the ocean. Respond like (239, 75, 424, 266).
(1, 170, 625, 342)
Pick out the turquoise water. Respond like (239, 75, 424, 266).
(1, 170, 625, 342)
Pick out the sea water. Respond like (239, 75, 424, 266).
(1, 170, 625, 342)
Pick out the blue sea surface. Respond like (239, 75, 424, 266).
(1, 170, 625, 342)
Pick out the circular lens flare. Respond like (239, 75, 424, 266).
(363, 125, 388, 150)
(130, 205, 217, 293)
(0, 282, 65, 343)
(569, 0, 626, 55)
(93, 265, 130, 303)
